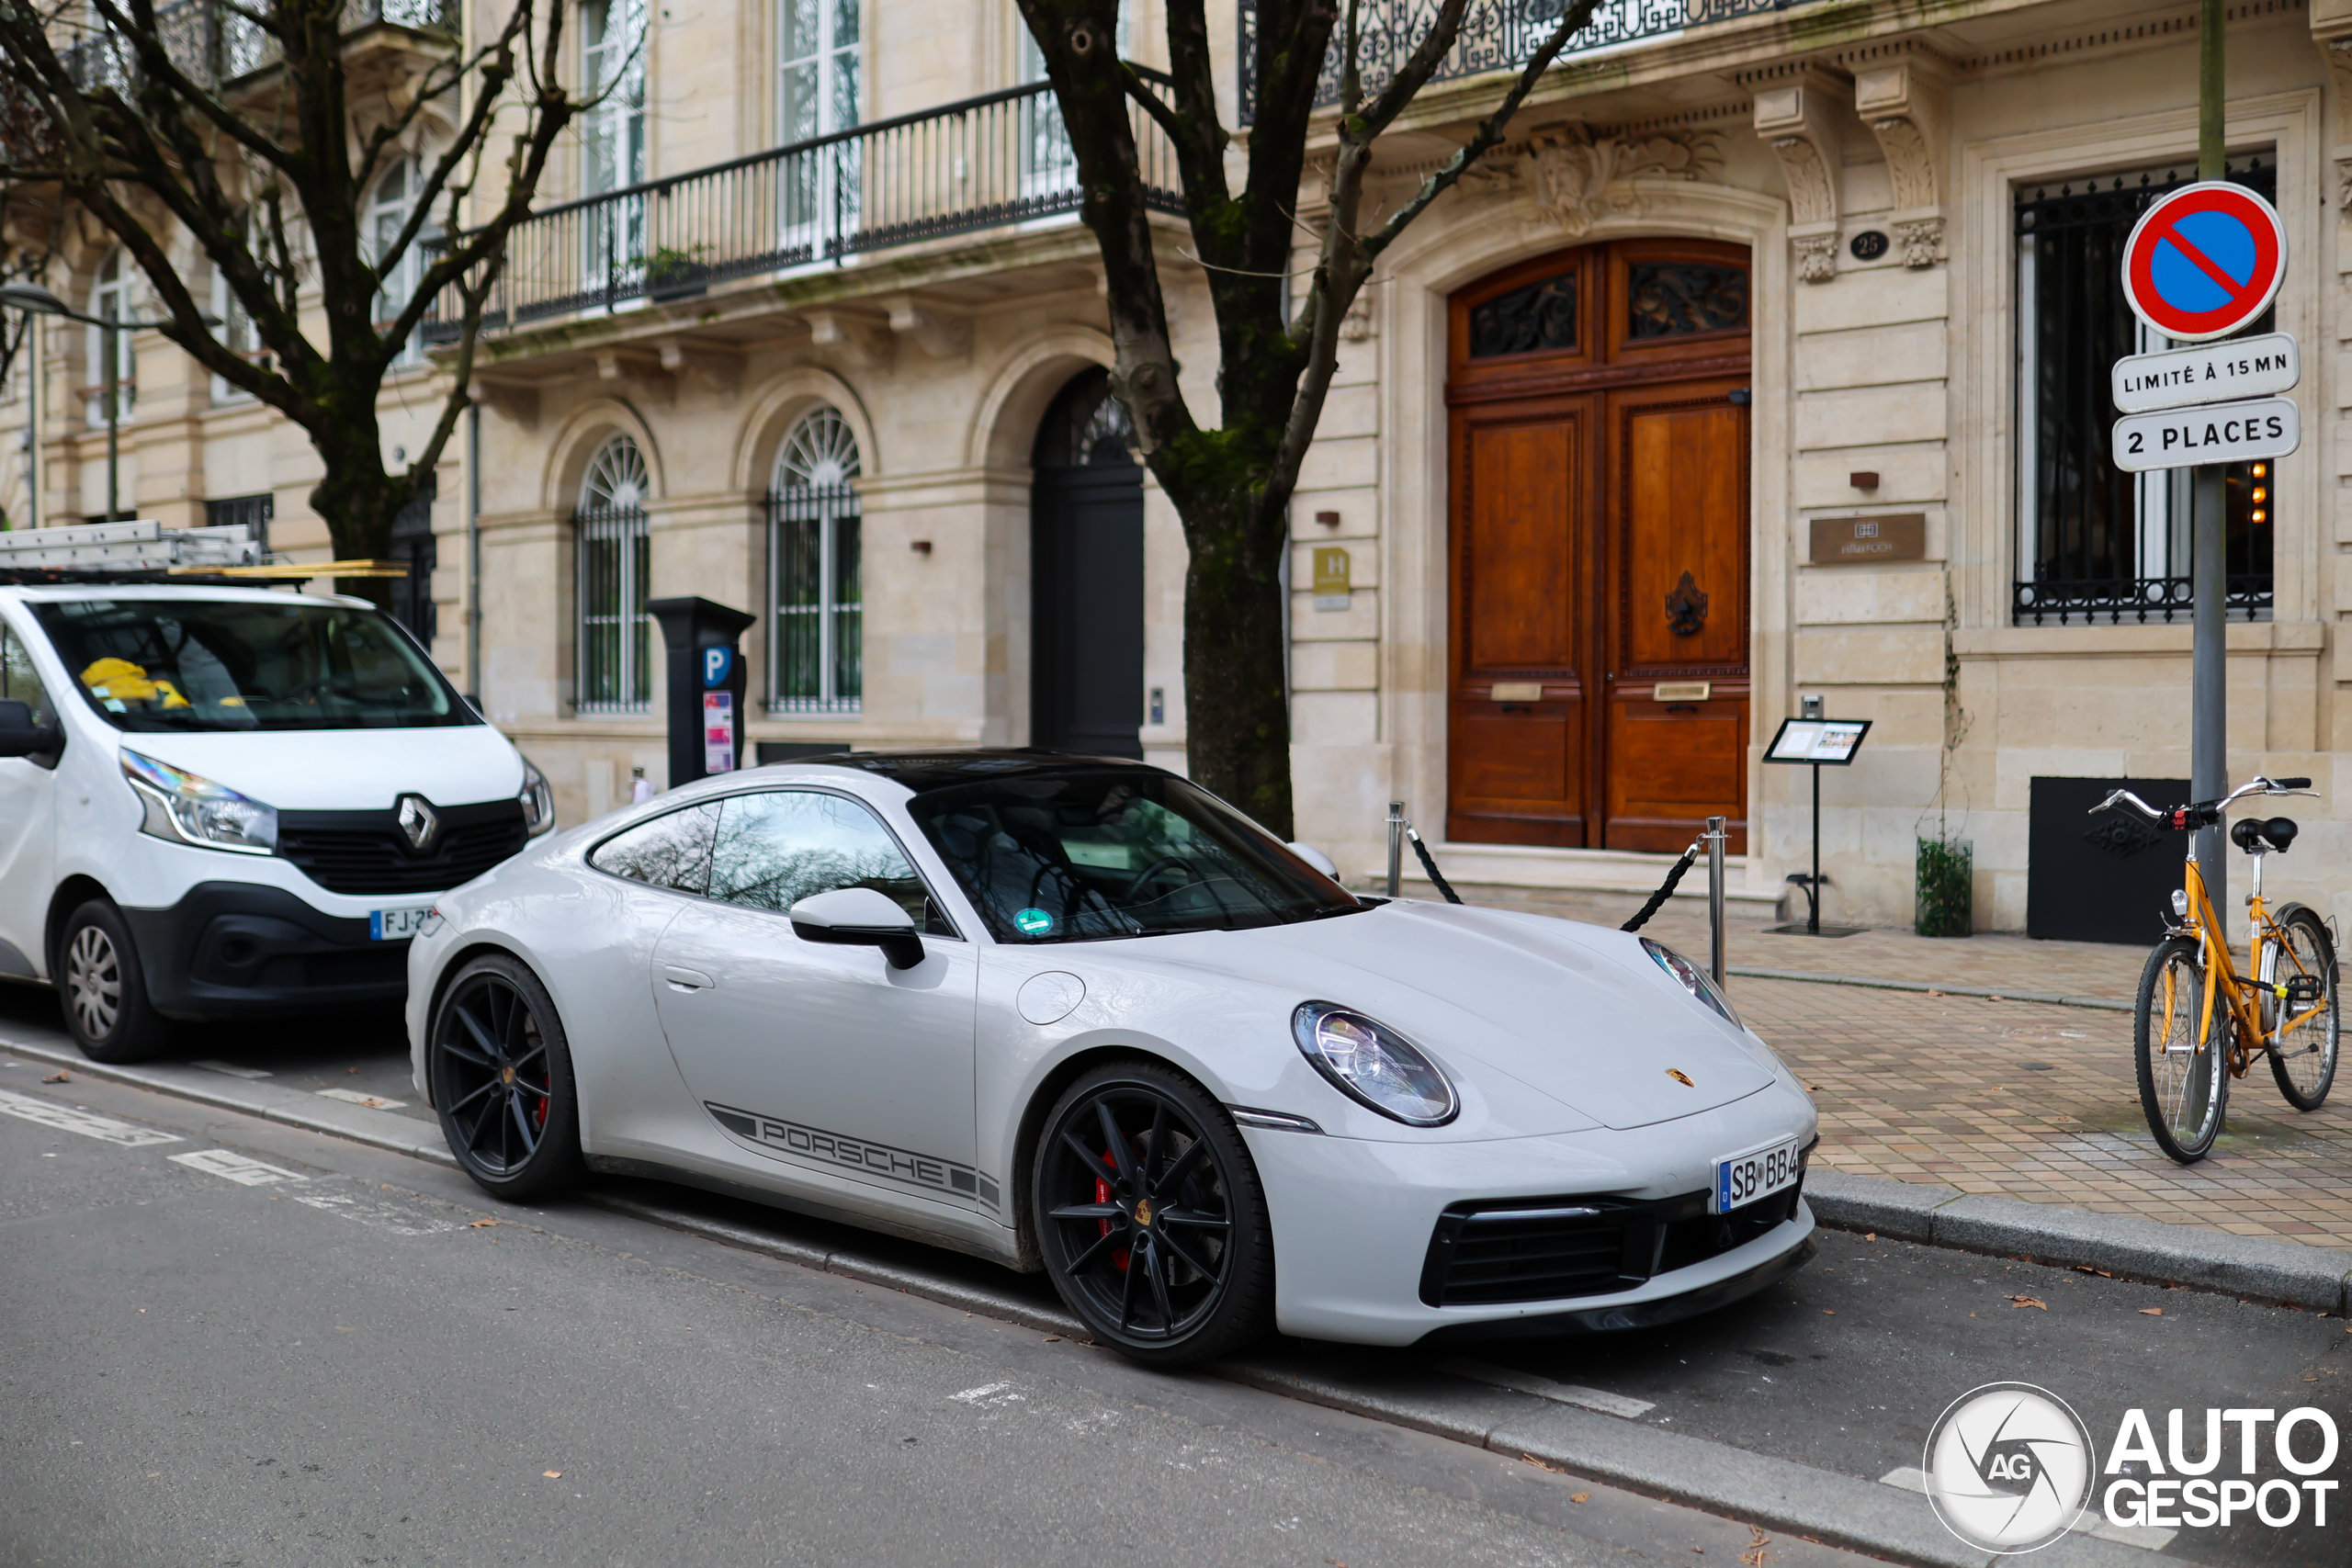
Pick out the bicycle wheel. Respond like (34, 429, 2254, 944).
(2267, 907, 2340, 1111)
(2134, 936, 2230, 1164)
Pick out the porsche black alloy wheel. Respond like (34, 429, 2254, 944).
(429, 954, 584, 1200)
(1033, 1061, 1272, 1365)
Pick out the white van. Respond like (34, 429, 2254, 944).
(0, 582, 554, 1063)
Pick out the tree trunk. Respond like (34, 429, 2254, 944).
(1181, 498, 1293, 838)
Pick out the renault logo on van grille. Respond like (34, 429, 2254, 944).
(395, 795, 440, 852)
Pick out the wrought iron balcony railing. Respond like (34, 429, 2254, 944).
(1238, 0, 1805, 121)
(69, 0, 457, 93)
(2012, 574, 2273, 626)
(425, 79, 1182, 343)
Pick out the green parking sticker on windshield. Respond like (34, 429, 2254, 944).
(1013, 908, 1053, 936)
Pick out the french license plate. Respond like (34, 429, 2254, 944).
(1713, 1136, 1805, 1214)
(369, 907, 431, 942)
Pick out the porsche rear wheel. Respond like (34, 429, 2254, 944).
(1032, 1061, 1273, 1366)
(429, 953, 584, 1201)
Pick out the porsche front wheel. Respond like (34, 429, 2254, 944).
(1032, 1061, 1273, 1366)
(429, 953, 584, 1201)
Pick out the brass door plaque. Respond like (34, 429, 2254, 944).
(1811, 513, 1926, 565)
(1490, 682, 1544, 703)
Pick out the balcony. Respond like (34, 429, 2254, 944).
(1237, 0, 1804, 120)
(69, 0, 458, 94)
(428, 80, 1182, 344)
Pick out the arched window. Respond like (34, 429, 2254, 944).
(576, 435, 652, 713)
(368, 157, 439, 365)
(85, 248, 136, 431)
(767, 404, 861, 711)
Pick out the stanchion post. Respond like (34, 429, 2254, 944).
(1385, 801, 1405, 897)
(1706, 814, 1726, 989)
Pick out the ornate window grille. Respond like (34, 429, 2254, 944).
(2013, 157, 2275, 626)
(575, 435, 653, 714)
(204, 492, 274, 551)
(768, 406, 862, 713)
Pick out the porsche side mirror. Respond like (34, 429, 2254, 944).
(788, 886, 924, 969)
(1287, 840, 1340, 879)
(0, 700, 59, 762)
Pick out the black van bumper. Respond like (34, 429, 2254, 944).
(119, 881, 412, 1021)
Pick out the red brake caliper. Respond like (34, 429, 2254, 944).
(1097, 1155, 1130, 1272)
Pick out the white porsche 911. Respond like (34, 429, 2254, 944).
(407, 752, 1818, 1364)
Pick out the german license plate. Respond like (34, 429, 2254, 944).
(1713, 1136, 1805, 1214)
(369, 907, 432, 942)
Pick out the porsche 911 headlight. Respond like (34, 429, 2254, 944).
(1292, 1001, 1458, 1126)
(1641, 937, 1740, 1028)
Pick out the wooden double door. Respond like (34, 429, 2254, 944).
(1447, 239, 1751, 853)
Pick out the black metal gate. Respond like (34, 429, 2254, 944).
(1030, 464, 1144, 758)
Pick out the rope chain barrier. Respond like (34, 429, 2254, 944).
(1620, 838, 1704, 933)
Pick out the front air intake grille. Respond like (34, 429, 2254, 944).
(277, 798, 527, 896)
(1420, 1174, 1807, 1308)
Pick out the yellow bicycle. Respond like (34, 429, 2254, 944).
(2092, 776, 2339, 1164)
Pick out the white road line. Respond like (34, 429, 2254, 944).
(1436, 1359, 1656, 1419)
(192, 1060, 273, 1079)
(949, 1382, 1025, 1408)
(168, 1149, 306, 1186)
(288, 1191, 455, 1235)
(316, 1087, 407, 1111)
(1877, 1466, 2177, 1551)
(0, 1089, 182, 1147)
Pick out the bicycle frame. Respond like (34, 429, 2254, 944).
(2169, 848, 2328, 1076)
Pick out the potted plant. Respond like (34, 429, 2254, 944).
(642, 244, 711, 302)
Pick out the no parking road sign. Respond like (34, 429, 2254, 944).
(2121, 182, 2286, 343)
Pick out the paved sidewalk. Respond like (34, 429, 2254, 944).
(1436, 881, 2352, 1256)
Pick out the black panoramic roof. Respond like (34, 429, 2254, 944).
(812, 749, 1167, 793)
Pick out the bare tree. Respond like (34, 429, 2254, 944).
(1015, 0, 1596, 834)
(0, 0, 595, 595)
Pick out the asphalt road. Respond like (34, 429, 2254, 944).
(4, 979, 2349, 1567)
(0, 1048, 1883, 1568)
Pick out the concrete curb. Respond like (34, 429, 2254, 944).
(1807, 1168, 2352, 1313)
(2, 1035, 457, 1168)
(582, 1190, 1085, 1338)
(1727, 967, 2132, 1012)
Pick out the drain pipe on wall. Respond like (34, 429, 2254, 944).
(465, 401, 481, 710)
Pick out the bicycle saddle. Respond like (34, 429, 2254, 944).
(2230, 816, 2299, 854)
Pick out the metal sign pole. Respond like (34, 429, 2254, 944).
(1706, 814, 1726, 988)
(1385, 801, 1405, 898)
(2191, 0, 2228, 926)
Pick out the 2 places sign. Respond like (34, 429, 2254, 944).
(2109, 182, 2301, 473)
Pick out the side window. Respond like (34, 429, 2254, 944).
(589, 802, 720, 895)
(0, 625, 55, 727)
(708, 790, 950, 934)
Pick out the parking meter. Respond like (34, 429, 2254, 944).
(649, 596, 756, 791)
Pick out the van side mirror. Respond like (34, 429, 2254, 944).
(0, 700, 59, 762)
(788, 885, 924, 969)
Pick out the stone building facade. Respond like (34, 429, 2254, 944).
(7, 0, 2352, 936)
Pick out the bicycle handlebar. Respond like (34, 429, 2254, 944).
(2089, 774, 2319, 827)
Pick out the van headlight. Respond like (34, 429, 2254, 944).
(1292, 1001, 1458, 1126)
(121, 750, 277, 854)
(518, 755, 556, 836)
(1641, 937, 1739, 1027)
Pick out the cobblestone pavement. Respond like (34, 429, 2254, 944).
(1423, 882, 2352, 1255)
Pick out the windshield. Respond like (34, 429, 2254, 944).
(907, 769, 1361, 942)
(30, 597, 471, 732)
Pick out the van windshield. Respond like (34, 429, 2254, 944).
(906, 769, 1363, 942)
(30, 597, 472, 732)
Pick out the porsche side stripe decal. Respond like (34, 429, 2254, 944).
(704, 1102, 1000, 1210)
